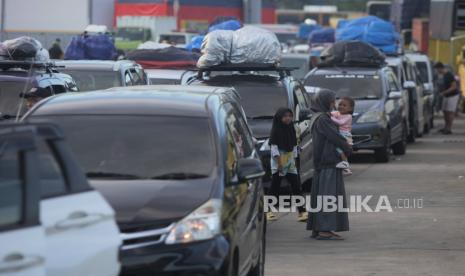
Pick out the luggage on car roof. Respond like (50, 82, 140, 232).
(1, 36, 49, 61)
(319, 41, 386, 68)
(126, 46, 200, 69)
(64, 34, 116, 60)
(336, 16, 399, 54)
(197, 26, 281, 68)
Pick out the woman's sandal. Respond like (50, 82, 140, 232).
(315, 235, 344, 240)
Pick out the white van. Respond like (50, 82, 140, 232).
(0, 124, 121, 276)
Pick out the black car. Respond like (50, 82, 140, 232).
(305, 66, 408, 163)
(25, 86, 266, 276)
(188, 64, 314, 186)
(55, 60, 148, 91)
(0, 61, 77, 121)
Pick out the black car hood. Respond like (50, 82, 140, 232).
(90, 177, 215, 230)
(248, 119, 272, 139)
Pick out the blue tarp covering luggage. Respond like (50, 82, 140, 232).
(65, 34, 117, 60)
(208, 20, 242, 33)
(336, 16, 399, 54)
(309, 28, 335, 44)
(186, 35, 205, 52)
(298, 23, 322, 40)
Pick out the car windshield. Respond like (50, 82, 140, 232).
(158, 35, 186, 45)
(275, 33, 297, 44)
(33, 115, 215, 179)
(0, 81, 29, 119)
(234, 84, 288, 119)
(58, 69, 121, 92)
(306, 74, 383, 99)
(415, 62, 429, 83)
(280, 56, 309, 80)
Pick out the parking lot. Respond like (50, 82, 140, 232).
(265, 116, 465, 275)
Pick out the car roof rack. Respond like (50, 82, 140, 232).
(196, 63, 298, 79)
(0, 60, 60, 73)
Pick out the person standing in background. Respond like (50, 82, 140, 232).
(48, 38, 64, 59)
(434, 62, 460, 135)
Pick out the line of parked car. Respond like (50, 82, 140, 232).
(0, 50, 436, 276)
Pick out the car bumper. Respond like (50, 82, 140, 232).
(120, 235, 230, 276)
(352, 123, 388, 150)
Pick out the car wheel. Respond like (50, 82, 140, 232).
(430, 116, 434, 129)
(249, 220, 266, 276)
(374, 133, 390, 163)
(416, 121, 423, 138)
(424, 122, 430, 134)
(407, 123, 416, 143)
(392, 123, 407, 155)
(227, 255, 239, 276)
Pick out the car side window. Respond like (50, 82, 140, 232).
(130, 68, 145, 85)
(388, 72, 400, 92)
(0, 148, 23, 227)
(37, 139, 67, 198)
(294, 86, 308, 119)
(226, 104, 253, 158)
(225, 127, 239, 183)
(124, 71, 133, 86)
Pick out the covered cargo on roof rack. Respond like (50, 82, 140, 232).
(197, 26, 281, 68)
(318, 41, 386, 68)
(126, 46, 200, 69)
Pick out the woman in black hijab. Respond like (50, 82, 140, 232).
(307, 89, 352, 240)
(267, 108, 307, 222)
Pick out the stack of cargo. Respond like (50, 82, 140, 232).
(319, 41, 386, 68)
(65, 34, 117, 60)
(197, 26, 281, 68)
(0, 37, 50, 62)
(336, 16, 400, 55)
(127, 46, 200, 69)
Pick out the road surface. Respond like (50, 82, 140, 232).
(265, 116, 465, 276)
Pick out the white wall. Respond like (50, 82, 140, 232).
(4, 0, 90, 32)
(91, 0, 115, 28)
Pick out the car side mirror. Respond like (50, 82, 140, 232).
(388, 91, 402, 100)
(298, 109, 312, 122)
(237, 158, 265, 182)
(403, 81, 416, 89)
(423, 83, 433, 94)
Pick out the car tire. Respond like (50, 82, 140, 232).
(416, 121, 423, 138)
(392, 123, 407, 155)
(407, 123, 416, 143)
(374, 133, 390, 163)
(249, 219, 266, 276)
(424, 122, 430, 134)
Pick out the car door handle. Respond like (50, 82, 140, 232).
(55, 211, 107, 231)
(0, 253, 44, 273)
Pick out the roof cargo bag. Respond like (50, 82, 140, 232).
(319, 41, 386, 67)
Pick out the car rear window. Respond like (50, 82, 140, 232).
(59, 69, 121, 92)
(234, 84, 289, 119)
(31, 115, 216, 179)
(306, 74, 383, 99)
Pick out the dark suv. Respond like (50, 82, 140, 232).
(305, 66, 408, 163)
(25, 85, 266, 276)
(0, 61, 77, 121)
(188, 64, 314, 186)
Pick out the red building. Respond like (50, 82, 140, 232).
(114, 0, 276, 30)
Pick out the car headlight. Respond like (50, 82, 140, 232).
(165, 199, 221, 245)
(257, 138, 270, 151)
(357, 110, 384, 123)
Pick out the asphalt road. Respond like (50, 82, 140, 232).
(265, 116, 465, 276)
